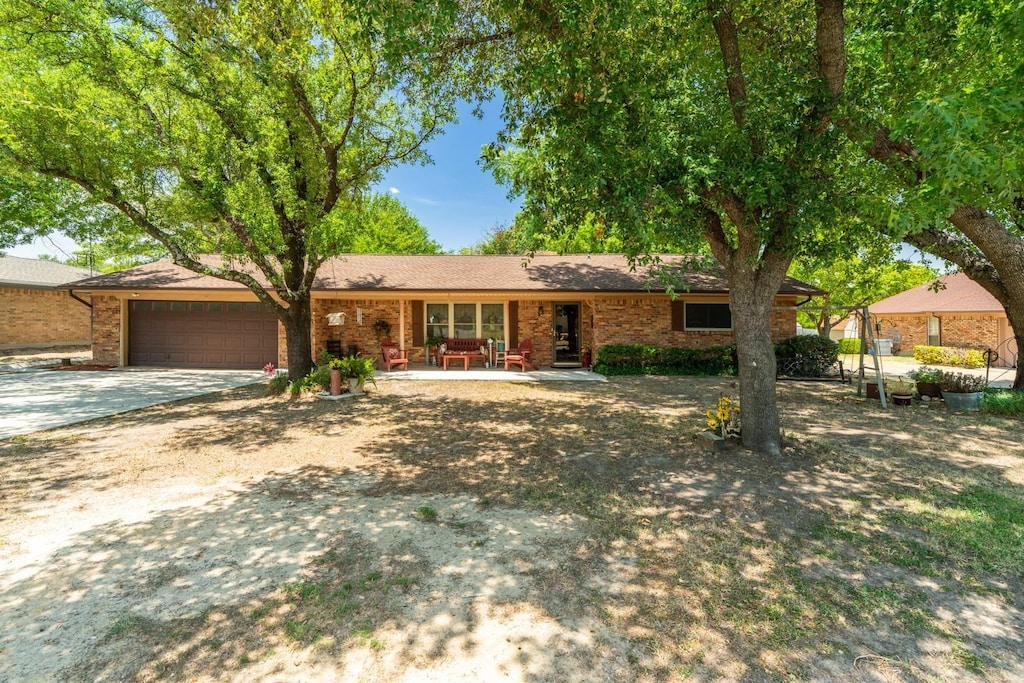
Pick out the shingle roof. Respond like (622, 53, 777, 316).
(0, 255, 94, 288)
(870, 272, 1003, 314)
(68, 253, 824, 296)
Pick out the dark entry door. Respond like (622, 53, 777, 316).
(553, 302, 581, 367)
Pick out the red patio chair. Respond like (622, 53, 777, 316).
(504, 338, 534, 372)
(380, 343, 409, 372)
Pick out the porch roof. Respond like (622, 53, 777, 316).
(68, 253, 824, 296)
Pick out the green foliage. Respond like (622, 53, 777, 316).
(0, 0, 471, 378)
(266, 374, 290, 396)
(335, 356, 377, 384)
(774, 335, 840, 377)
(791, 252, 936, 335)
(837, 338, 863, 355)
(907, 366, 944, 383)
(913, 345, 987, 368)
(348, 194, 442, 255)
(939, 372, 987, 393)
(594, 344, 737, 377)
(981, 389, 1024, 416)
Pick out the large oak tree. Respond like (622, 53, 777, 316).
(0, 0, 489, 378)
(490, 0, 858, 454)
(850, 1, 1024, 386)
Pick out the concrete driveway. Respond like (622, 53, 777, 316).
(0, 367, 265, 440)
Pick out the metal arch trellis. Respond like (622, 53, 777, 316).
(782, 303, 888, 408)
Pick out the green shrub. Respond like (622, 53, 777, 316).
(939, 372, 987, 393)
(907, 366, 944, 383)
(981, 389, 1024, 416)
(913, 345, 987, 368)
(774, 335, 839, 377)
(266, 373, 290, 395)
(837, 338, 862, 355)
(594, 344, 737, 376)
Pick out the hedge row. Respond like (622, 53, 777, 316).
(594, 344, 737, 376)
(912, 345, 987, 368)
(837, 338, 863, 355)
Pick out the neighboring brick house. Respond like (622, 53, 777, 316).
(68, 254, 821, 369)
(0, 256, 93, 349)
(870, 272, 1019, 368)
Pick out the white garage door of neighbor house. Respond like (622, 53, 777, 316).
(129, 300, 278, 369)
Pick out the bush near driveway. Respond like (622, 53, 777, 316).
(913, 344, 987, 368)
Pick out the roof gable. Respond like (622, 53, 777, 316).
(870, 272, 1003, 314)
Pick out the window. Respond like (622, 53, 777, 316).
(426, 303, 448, 342)
(684, 302, 731, 330)
(425, 302, 505, 341)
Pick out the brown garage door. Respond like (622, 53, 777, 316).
(129, 300, 278, 369)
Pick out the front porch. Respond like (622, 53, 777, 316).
(373, 365, 606, 382)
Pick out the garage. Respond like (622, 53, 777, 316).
(129, 300, 278, 369)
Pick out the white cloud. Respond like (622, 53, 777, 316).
(389, 187, 400, 194)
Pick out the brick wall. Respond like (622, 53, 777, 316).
(1, 286, 92, 348)
(310, 298, 405, 364)
(591, 296, 796, 354)
(885, 313, 1005, 355)
(91, 295, 121, 365)
(940, 313, 1002, 350)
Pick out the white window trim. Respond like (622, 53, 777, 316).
(425, 302, 508, 343)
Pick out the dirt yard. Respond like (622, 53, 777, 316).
(1, 376, 1022, 682)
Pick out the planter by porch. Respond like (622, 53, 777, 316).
(942, 391, 983, 411)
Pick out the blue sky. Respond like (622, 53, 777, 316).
(8, 99, 519, 260)
(375, 99, 521, 252)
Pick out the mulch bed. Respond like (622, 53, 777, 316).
(46, 364, 115, 371)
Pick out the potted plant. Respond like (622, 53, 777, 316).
(939, 371, 987, 411)
(337, 355, 377, 394)
(888, 377, 915, 407)
(866, 378, 886, 399)
(373, 319, 392, 340)
(908, 366, 944, 398)
(327, 356, 344, 396)
(425, 334, 444, 366)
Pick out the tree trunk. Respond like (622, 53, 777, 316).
(904, 208, 1024, 389)
(729, 277, 786, 455)
(280, 297, 314, 380)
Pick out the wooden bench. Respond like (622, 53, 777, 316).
(441, 338, 488, 370)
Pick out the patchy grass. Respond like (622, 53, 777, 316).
(3, 376, 1023, 682)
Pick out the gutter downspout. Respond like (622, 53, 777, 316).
(68, 289, 93, 309)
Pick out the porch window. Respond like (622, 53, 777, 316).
(424, 302, 505, 341)
(685, 302, 732, 330)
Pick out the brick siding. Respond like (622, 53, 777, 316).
(1, 286, 92, 348)
(91, 295, 121, 365)
(884, 313, 1005, 355)
(592, 296, 796, 355)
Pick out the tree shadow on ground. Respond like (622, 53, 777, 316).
(2, 376, 1023, 681)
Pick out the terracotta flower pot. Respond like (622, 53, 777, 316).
(916, 381, 942, 398)
(330, 369, 342, 396)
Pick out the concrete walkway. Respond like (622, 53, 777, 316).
(375, 366, 606, 382)
(841, 354, 1017, 388)
(0, 367, 265, 440)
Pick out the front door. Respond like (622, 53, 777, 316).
(553, 302, 581, 367)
